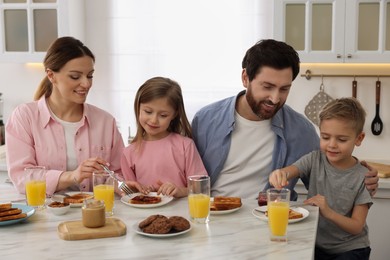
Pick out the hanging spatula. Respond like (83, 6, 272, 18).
(371, 79, 383, 135)
(352, 79, 357, 98)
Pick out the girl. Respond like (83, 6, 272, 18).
(121, 77, 207, 198)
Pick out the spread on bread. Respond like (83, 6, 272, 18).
(265, 208, 304, 220)
(0, 203, 27, 222)
(210, 196, 242, 211)
(63, 193, 93, 204)
(130, 195, 162, 204)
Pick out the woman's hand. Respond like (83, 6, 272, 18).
(72, 157, 107, 183)
(57, 157, 107, 191)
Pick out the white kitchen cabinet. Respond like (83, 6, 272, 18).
(274, 0, 390, 63)
(0, 0, 85, 63)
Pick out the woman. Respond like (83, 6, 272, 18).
(6, 36, 145, 195)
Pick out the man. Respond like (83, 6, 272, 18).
(191, 39, 378, 200)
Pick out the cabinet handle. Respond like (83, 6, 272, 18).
(337, 54, 342, 58)
(347, 54, 352, 58)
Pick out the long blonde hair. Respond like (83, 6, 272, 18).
(132, 77, 192, 145)
(34, 37, 95, 101)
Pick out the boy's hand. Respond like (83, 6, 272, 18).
(304, 194, 331, 218)
(269, 169, 289, 189)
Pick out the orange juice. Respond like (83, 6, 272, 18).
(188, 194, 210, 218)
(26, 180, 46, 207)
(268, 201, 289, 236)
(93, 184, 114, 214)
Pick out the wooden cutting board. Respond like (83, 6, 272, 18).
(58, 217, 126, 240)
(366, 161, 390, 178)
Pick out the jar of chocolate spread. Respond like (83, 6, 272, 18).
(82, 199, 106, 228)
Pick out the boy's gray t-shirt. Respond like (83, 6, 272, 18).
(294, 150, 372, 254)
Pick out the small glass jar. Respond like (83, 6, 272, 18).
(82, 199, 106, 228)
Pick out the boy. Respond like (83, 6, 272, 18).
(269, 97, 372, 259)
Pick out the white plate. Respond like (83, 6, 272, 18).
(132, 221, 192, 238)
(51, 192, 94, 208)
(252, 207, 309, 224)
(210, 205, 242, 215)
(0, 204, 35, 226)
(121, 192, 173, 208)
(255, 205, 267, 213)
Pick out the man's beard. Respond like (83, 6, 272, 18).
(246, 88, 283, 120)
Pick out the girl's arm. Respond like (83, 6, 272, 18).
(269, 165, 300, 188)
(305, 195, 369, 235)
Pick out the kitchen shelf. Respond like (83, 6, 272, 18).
(301, 70, 390, 80)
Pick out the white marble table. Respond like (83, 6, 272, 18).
(0, 178, 319, 260)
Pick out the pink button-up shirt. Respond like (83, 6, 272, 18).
(5, 97, 124, 195)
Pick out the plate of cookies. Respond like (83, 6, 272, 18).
(0, 203, 35, 226)
(252, 206, 309, 223)
(210, 196, 242, 215)
(133, 214, 192, 238)
(121, 192, 173, 208)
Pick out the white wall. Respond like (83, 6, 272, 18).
(84, 0, 274, 139)
(0, 0, 388, 162)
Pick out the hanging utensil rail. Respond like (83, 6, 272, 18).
(302, 70, 390, 80)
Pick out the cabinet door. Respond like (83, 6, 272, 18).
(345, 0, 390, 63)
(274, 0, 346, 63)
(0, 0, 74, 63)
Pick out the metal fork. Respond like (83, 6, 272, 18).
(99, 164, 134, 195)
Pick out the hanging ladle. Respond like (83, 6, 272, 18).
(371, 78, 383, 135)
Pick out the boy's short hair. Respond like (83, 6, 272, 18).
(319, 97, 366, 134)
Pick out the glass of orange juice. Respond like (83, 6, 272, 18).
(24, 166, 47, 210)
(267, 188, 290, 242)
(188, 175, 210, 224)
(93, 172, 115, 216)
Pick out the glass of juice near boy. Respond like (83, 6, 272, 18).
(188, 175, 210, 224)
(93, 172, 115, 216)
(267, 188, 290, 242)
(24, 166, 47, 210)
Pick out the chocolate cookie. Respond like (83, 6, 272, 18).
(169, 216, 190, 232)
(142, 216, 172, 234)
(138, 214, 161, 229)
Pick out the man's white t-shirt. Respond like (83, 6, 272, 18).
(211, 112, 276, 199)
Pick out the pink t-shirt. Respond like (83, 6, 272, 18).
(5, 97, 124, 195)
(121, 133, 207, 188)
